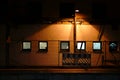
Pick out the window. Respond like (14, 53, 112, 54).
(22, 41, 31, 51)
(39, 41, 48, 52)
(60, 41, 70, 52)
(93, 41, 102, 51)
(109, 41, 118, 52)
(77, 41, 86, 51)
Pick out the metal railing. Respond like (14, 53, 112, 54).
(62, 53, 91, 68)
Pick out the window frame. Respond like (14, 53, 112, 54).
(93, 41, 102, 52)
(60, 41, 70, 52)
(109, 41, 119, 53)
(22, 41, 31, 52)
(38, 41, 48, 52)
(76, 41, 86, 51)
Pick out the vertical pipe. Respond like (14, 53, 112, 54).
(58, 40, 60, 67)
(5, 24, 10, 66)
(98, 25, 104, 41)
(104, 41, 107, 65)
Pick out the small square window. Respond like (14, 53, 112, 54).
(77, 41, 86, 51)
(60, 41, 70, 52)
(109, 41, 118, 52)
(93, 41, 102, 51)
(39, 41, 48, 52)
(22, 41, 31, 51)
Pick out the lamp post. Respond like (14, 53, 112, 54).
(73, 11, 76, 53)
(73, 10, 79, 53)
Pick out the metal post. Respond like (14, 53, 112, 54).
(73, 12, 76, 53)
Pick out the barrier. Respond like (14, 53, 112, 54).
(62, 53, 91, 68)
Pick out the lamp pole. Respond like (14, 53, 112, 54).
(73, 11, 76, 53)
(73, 10, 79, 53)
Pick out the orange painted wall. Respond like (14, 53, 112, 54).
(9, 24, 74, 66)
(9, 23, 120, 67)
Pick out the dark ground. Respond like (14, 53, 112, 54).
(0, 67, 120, 80)
(0, 73, 120, 80)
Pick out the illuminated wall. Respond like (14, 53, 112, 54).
(8, 22, 120, 67)
(9, 24, 74, 66)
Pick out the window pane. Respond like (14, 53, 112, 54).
(93, 43, 101, 49)
(61, 42, 69, 49)
(77, 42, 85, 50)
(39, 42, 47, 49)
(39, 41, 48, 52)
(23, 42, 31, 49)
(109, 41, 118, 52)
(93, 42, 101, 51)
(60, 41, 70, 52)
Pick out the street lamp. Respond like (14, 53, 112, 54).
(75, 9, 79, 13)
(73, 9, 79, 53)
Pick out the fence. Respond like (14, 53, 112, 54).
(62, 53, 91, 68)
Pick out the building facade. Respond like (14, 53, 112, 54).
(0, 0, 120, 68)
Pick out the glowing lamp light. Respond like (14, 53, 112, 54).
(75, 9, 79, 13)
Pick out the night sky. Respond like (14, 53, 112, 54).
(5, 0, 120, 24)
